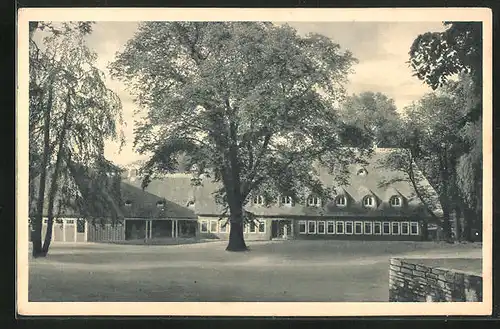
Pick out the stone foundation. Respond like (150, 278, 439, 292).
(389, 258, 482, 302)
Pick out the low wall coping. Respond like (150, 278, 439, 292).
(390, 257, 482, 277)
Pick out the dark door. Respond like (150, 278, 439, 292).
(271, 221, 279, 238)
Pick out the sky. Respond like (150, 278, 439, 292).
(81, 21, 447, 167)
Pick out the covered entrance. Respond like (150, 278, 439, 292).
(125, 218, 198, 240)
(271, 219, 293, 239)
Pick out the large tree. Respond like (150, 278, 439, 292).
(110, 22, 366, 251)
(409, 22, 483, 240)
(338, 91, 404, 148)
(29, 22, 124, 257)
(383, 75, 480, 242)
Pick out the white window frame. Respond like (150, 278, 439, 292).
(391, 222, 401, 235)
(307, 196, 321, 207)
(243, 223, 248, 233)
(253, 195, 264, 206)
(209, 220, 218, 233)
(335, 196, 347, 207)
(307, 220, 317, 234)
(327, 221, 335, 234)
(354, 221, 363, 235)
(374, 221, 382, 235)
(363, 196, 375, 208)
(65, 219, 75, 224)
(382, 221, 391, 235)
(336, 221, 345, 234)
(345, 221, 354, 235)
(390, 196, 402, 207)
(410, 222, 419, 235)
(43, 219, 48, 224)
(281, 196, 293, 206)
(258, 221, 266, 233)
(317, 221, 326, 234)
(219, 221, 228, 233)
(249, 221, 257, 233)
(363, 221, 373, 235)
(298, 220, 307, 234)
(200, 220, 208, 233)
(401, 221, 410, 235)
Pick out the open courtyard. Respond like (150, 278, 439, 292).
(28, 240, 482, 302)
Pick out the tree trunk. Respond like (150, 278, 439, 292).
(32, 83, 54, 258)
(226, 208, 247, 252)
(454, 205, 463, 242)
(441, 206, 453, 243)
(42, 91, 71, 254)
(463, 207, 475, 242)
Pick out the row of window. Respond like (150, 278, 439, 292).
(42, 218, 86, 233)
(199, 220, 266, 234)
(252, 195, 403, 209)
(298, 220, 420, 236)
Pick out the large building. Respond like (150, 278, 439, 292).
(35, 148, 443, 243)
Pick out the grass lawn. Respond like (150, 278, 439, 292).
(28, 240, 482, 302)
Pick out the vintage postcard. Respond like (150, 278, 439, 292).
(17, 8, 492, 316)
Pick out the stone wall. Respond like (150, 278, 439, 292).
(389, 258, 482, 302)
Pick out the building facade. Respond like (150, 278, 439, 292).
(34, 148, 442, 243)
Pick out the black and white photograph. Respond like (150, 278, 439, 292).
(17, 8, 492, 316)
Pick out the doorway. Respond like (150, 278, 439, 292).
(271, 220, 293, 239)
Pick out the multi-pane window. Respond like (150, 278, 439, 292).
(76, 219, 85, 233)
(382, 222, 391, 235)
(252, 195, 264, 205)
(210, 220, 218, 233)
(354, 221, 363, 235)
(336, 221, 345, 234)
(401, 222, 409, 235)
(220, 221, 228, 233)
(307, 221, 316, 234)
(258, 221, 265, 233)
(392, 222, 400, 235)
(249, 221, 256, 233)
(374, 222, 382, 235)
(336, 196, 347, 207)
(410, 222, 419, 235)
(281, 196, 293, 206)
(200, 221, 208, 233)
(298, 221, 306, 234)
(364, 221, 372, 235)
(363, 196, 375, 208)
(66, 219, 75, 224)
(390, 196, 402, 207)
(345, 221, 353, 235)
(307, 196, 321, 207)
(327, 221, 335, 234)
(317, 221, 326, 234)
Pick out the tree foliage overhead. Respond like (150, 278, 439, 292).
(110, 22, 367, 250)
(409, 22, 482, 91)
(29, 21, 125, 256)
(338, 91, 404, 148)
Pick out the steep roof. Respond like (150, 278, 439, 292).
(193, 148, 443, 219)
(120, 182, 196, 219)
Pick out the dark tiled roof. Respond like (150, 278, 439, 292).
(122, 174, 195, 208)
(193, 148, 443, 218)
(120, 181, 196, 219)
(29, 175, 196, 220)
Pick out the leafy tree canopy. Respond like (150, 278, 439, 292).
(110, 22, 367, 250)
(339, 91, 404, 148)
